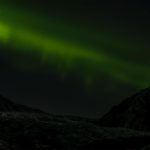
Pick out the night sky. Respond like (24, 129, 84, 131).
(0, 0, 150, 118)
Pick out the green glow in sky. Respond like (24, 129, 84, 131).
(0, 3, 149, 88)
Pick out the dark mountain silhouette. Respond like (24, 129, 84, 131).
(97, 87, 150, 131)
(0, 95, 45, 113)
(0, 93, 150, 149)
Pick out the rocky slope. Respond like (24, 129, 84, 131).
(97, 87, 150, 131)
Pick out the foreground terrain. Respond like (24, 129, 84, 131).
(0, 89, 150, 150)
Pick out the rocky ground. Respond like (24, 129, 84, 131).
(0, 112, 149, 150)
(0, 88, 150, 149)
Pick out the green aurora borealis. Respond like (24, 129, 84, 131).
(0, 0, 150, 117)
(0, 2, 150, 88)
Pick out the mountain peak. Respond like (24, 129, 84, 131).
(0, 94, 44, 113)
(97, 87, 150, 131)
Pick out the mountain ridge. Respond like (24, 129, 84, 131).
(0, 94, 46, 114)
(97, 87, 150, 131)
